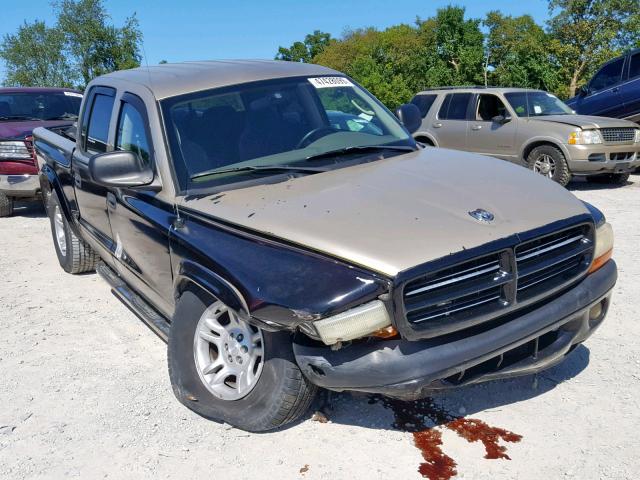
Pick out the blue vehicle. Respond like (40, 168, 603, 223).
(566, 49, 640, 123)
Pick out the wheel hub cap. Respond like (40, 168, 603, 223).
(533, 154, 556, 178)
(53, 205, 67, 256)
(193, 302, 264, 401)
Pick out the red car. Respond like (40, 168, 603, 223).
(0, 87, 82, 216)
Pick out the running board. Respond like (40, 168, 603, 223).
(96, 262, 170, 342)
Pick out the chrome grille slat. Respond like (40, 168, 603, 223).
(402, 223, 594, 331)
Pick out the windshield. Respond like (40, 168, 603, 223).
(161, 76, 414, 188)
(504, 91, 574, 117)
(0, 91, 82, 121)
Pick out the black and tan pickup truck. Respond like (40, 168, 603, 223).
(34, 61, 617, 432)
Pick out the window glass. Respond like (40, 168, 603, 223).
(476, 95, 508, 121)
(629, 53, 640, 80)
(86, 94, 115, 153)
(411, 94, 437, 118)
(504, 91, 573, 117)
(0, 91, 81, 121)
(161, 76, 412, 188)
(590, 58, 624, 91)
(116, 103, 150, 164)
(438, 93, 471, 120)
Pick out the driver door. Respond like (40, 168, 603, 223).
(466, 94, 518, 162)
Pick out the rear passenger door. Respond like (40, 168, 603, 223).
(106, 93, 175, 317)
(620, 52, 640, 122)
(579, 58, 625, 117)
(431, 93, 472, 150)
(72, 86, 117, 257)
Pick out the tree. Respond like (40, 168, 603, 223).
(0, 21, 72, 87)
(547, 0, 640, 97)
(275, 30, 332, 63)
(485, 12, 561, 93)
(0, 0, 142, 88)
(55, 0, 142, 87)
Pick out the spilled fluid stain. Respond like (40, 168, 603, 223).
(373, 396, 522, 480)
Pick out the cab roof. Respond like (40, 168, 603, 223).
(99, 60, 341, 100)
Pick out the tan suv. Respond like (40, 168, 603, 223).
(411, 87, 640, 186)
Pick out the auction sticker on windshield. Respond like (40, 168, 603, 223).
(308, 77, 354, 88)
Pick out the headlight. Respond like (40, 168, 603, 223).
(313, 300, 392, 345)
(635, 129, 640, 143)
(0, 140, 32, 159)
(589, 222, 613, 273)
(568, 130, 603, 145)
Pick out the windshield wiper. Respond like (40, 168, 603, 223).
(190, 164, 328, 181)
(304, 144, 416, 161)
(0, 115, 42, 121)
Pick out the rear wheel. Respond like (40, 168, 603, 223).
(0, 193, 14, 217)
(47, 191, 99, 274)
(527, 145, 571, 186)
(168, 290, 317, 432)
(587, 173, 630, 185)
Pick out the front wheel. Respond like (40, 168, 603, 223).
(527, 145, 571, 186)
(168, 290, 317, 432)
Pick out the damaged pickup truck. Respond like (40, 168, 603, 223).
(34, 61, 617, 432)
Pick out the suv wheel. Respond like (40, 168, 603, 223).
(0, 193, 14, 217)
(587, 173, 630, 185)
(168, 290, 317, 432)
(527, 145, 571, 186)
(47, 191, 99, 274)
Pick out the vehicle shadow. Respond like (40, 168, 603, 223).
(317, 344, 591, 431)
(11, 200, 46, 218)
(567, 178, 632, 191)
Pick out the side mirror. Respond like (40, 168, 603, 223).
(491, 114, 512, 124)
(579, 85, 590, 96)
(89, 151, 153, 188)
(395, 103, 421, 134)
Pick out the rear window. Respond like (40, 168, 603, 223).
(0, 91, 81, 121)
(411, 94, 437, 118)
(629, 53, 640, 80)
(438, 93, 471, 120)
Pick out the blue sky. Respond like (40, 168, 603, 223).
(0, 0, 550, 78)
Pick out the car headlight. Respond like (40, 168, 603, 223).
(313, 300, 392, 345)
(589, 222, 613, 273)
(568, 130, 603, 145)
(635, 129, 640, 143)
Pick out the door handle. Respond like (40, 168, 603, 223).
(612, 87, 619, 93)
(471, 125, 482, 131)
(106, 192, 117, 210)
(432, 122, 442, 128)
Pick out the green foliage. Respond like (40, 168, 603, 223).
(0, 0, 142, 88)
(547, 0, 640, 97)
(275, 30, 332, 63)
(278, 1, 639, 107)
(0, 21, 72, 87)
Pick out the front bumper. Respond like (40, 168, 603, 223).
(0, 174, 40, 198)
(566, 143, 640, 174)
(294, 260, 616, 399)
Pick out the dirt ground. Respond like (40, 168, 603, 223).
(1, 177, 639, 480)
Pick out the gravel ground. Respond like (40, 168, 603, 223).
(1, 177, 639, 480)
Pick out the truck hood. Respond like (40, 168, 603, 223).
(527, 114, 637, 129)
(0, 119, 74, 140)
(183, 149, 589, 277)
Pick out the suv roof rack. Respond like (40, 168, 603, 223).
(417, 86, 489, 92)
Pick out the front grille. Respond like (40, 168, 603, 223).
(401, 223, 593, 336)
(600, 128, 635, 144)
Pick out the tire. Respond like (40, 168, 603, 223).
(168, 289, 317, 432)
(0, 193, 13, 217)
(587, 173, 630, 185)
(47, 191, 99, 274)
(527, 145, 571, 186)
